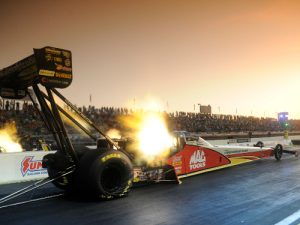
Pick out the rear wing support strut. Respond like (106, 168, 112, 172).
(40, 92, 97, 141)
(32, 85, 79, 164)
(52, 89, 119, 149)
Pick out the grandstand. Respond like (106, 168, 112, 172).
(1, 99, 300, 149)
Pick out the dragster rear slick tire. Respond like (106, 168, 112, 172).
(43, 149, 134, 199)
(76, 149, 134, 199)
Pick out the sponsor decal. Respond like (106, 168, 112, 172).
(55, 72, 72, 79)
(64, 58, 71, 66)
(45, 48, 61, 55)
(189, 149, 206, 170)
(45, 54, 53, 61)
(62, 51, 71, 59)
(54, 57, 63, 63)
(55, 63, 72, 72)
(35, 47, 72, 88)
(172, 155, 182, 166)
(21, 156, 47, 177)
(101, 153, 121, 162)
(224, 149, 249, 155)
(172, 155, 183, 173)
(39, 69, 55, 77)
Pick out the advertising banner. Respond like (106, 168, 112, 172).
(0, 151, 55, 184)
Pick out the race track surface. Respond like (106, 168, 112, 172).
(1, 155, 300, 225)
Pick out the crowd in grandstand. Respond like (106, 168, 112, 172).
(168, 112, 283, 133)
(0, 100, 47, 137)
(1, 99, 300, 151)
(76, 105, 300, 134)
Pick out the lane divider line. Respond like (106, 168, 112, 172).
(274, 209, 300, 225)
(0, 193, 64, 209)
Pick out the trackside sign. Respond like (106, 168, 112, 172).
(21, 156, 47, 177)
(0, 151, 54, 184)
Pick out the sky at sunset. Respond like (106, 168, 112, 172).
(1, 0, 300, 118)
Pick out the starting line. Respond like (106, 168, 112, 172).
(275, 209, 300, 225)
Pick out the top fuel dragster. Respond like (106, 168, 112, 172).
(0, 47, 297, 203)
(121, 130, 297, 184)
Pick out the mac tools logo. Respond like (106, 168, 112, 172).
(189, 150, 206, 170)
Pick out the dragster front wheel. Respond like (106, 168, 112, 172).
(77, 149, 134, 199)
(274, 144, 283, 160)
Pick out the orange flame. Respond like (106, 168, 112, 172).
(119, 111, 173, 162)
(106, 129, 121, 139)
(0, 123, 22, 153)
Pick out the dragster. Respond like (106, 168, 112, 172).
(0, 47, 297, 203)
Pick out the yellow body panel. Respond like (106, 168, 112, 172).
(178, 156, 259, 179)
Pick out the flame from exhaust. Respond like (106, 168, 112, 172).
(0, 123, 22, 153)
(119, 111, 173, 162)
(138, 113, 173, 157)
(106, 129, 121, 139)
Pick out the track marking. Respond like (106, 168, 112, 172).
(0, 193, 64, 209)
(274, 209, 300, 225)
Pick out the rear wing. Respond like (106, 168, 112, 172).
(0, 46, 72, 99)
(0, 45, 120, 166)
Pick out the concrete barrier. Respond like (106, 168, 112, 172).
(0, 151, 55, 184)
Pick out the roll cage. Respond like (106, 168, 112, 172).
(173, 131, 213, 148)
